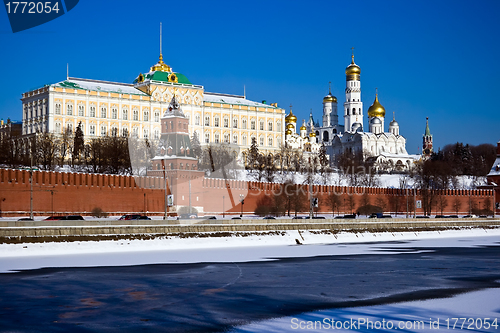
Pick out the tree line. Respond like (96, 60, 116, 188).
(0, 122, 140, 175)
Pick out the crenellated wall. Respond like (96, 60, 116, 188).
(0, 168, 494, 217)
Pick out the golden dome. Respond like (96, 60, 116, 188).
(323, 94, 337, 103)
(309, 131, 316, 137)
(345, 54, 361, 76)
(150, 54, 172, 72)
(286, 123, 294, 129)
(367, 94, 386, 118)
(285, 129, 292, 135)
(285, 110, 297, 123)
(300, 124, 307, 131)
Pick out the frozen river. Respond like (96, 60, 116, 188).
(0, 230, 499, 332)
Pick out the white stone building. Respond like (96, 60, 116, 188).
(308, 54, 419, 170)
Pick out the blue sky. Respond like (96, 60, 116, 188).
(1, 0, 499, 153)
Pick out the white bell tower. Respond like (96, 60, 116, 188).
(344, 49, 363, 133)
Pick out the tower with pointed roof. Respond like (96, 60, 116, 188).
(344, 51, 363, 132)
(422, 117, 433, 158)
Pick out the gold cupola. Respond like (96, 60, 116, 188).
(323, 94, 337, 103)
(150, 54, 172, 72)
(300, 123, 307, 131)
(309, 131, 316, 138)
(367, 92, 386, 118)
(285, 129, 292, 136)
(323, 86, 337, 103)
(285, 109, 297, 123)
(345, 54, 361, 81)
(286, 123, 294, 130)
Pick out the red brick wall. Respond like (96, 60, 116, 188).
(0, 168, 495, 217)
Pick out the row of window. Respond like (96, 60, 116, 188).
(54, 104, 160, 122)
(54, 122, 160, 140)
(196, 115, 281, 131)
(346, 108, 362, 115)
(51, 104, 282, 132)
(201, 132, 281, 147)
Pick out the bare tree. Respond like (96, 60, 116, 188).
(327, 191, 342, 216)
(36, 133, 58, 171)
(452, 197, 462, 215)
(59, 127, 73, 167)
(436, 195, 448, 215)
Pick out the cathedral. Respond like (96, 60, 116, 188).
(285, 54, 419, 171)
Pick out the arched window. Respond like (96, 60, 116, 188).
(233, 118, 238, 128)
(268, 120, 273, 131)
(223, 117, 229, 128)
(268, 137, 273, 147)
(242, 135, 247, 145)
(132, 127, 139, 138)
(352, 108, 356, 115)
(205, 132, 210, 143)
(214, 133, 220, 143)
(101, 106, 107, 118)
(323, 131, 329, 142)
(144, 128, 148, 139)
(277, 121, 281, 132)
(195, 114, 200, 126)
(89, 125, 95, 136)
(100, 125, 107, 136)
(214, 116, 219, 127)
(143, 111, 149, 121)
(154, 129, 159, 140)
(111, 127, 118, 137)
(55, 103, 61, 115)
(112, 107, 118, 119)
(259, 136, 264, 146)
(204, 115, 210, 126)
(154, 111, 160, 122)
(90, 106, 96, 117)
(224, 133, 229, 143)
(242, 118, 247, 129)
(133, 109, 139, 121)
(233, 134, 238, 144)
(122, 109, 128, 120)
(251, 119, 256, 130)
(55, 123, 61, 134)
(78, 105, 84, 116)
(122, 128, 128, 137)
(259, 120, 264, 131)
(66, 103, 73, 115)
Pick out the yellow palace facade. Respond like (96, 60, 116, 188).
(21, 55, 285, 153)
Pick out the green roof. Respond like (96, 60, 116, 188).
(145, 71, 192, 85)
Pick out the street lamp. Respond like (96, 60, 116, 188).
(240, 194, 244, 217)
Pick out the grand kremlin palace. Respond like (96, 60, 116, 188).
(20, 54, 285, 153)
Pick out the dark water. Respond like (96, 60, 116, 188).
(1, 244, 500, 332)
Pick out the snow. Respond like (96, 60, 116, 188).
(58, 78, 146, 96)
(204, 92, 273, 108)
(0, 228, 499, 273)
(230, 288, 500, 332)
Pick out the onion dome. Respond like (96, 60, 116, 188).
(345, 54, 361, 76)
(150, 54, 172, 72)
(323, 93, 337, 103)
(390, 119, 398, 126)
(309, 131, 316, 138)
(285, 110, 297, 123)
(286, 123, 294, 130)
(370, 117, 382, 125)
(367, 93, 386, 118)
(285, 129, 292, 136)
(300, 124, 307, 131)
